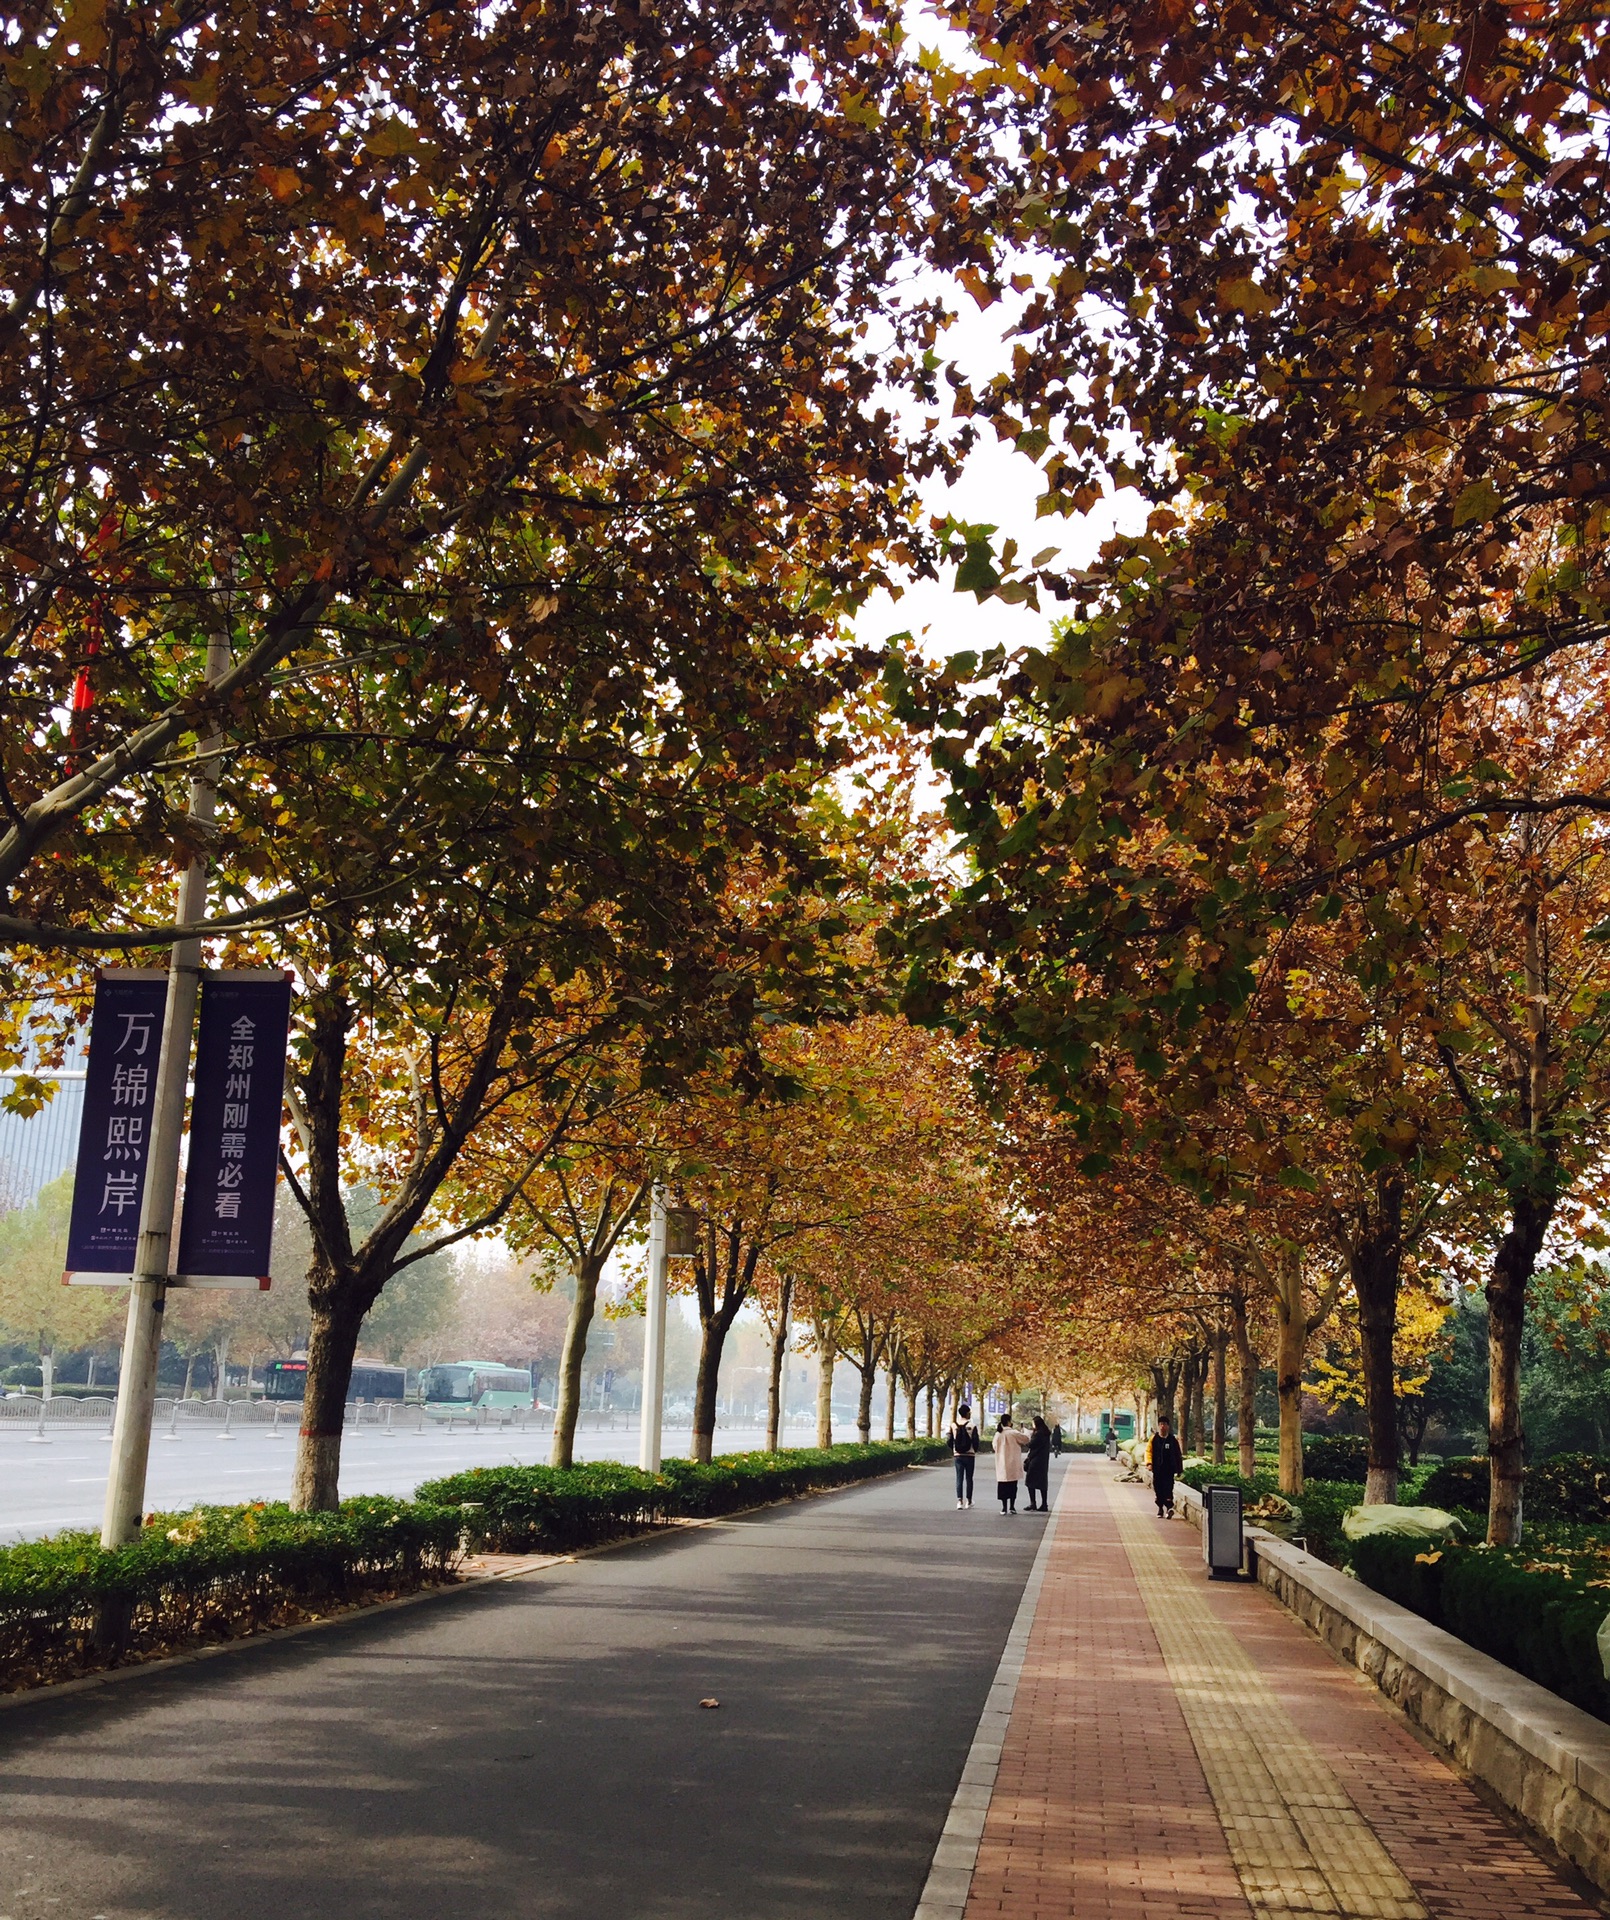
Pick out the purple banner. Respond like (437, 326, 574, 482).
(63, 970, 170, 1280)
(174, 972, 291, 1284)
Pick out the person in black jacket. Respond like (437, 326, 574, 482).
(1148, 1416, 1184, 1517)
(1024, 1415, 1053, 1512)
(951, 1404, 980, 1509)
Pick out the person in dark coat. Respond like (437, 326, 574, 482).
(1148, 1415, 1184, 1517)
(1051, 1421, 1063, 1457)
(950, 1403, 981, 1509)
(1024, 1415, 1053, 1511)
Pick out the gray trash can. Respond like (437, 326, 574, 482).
(1202, 1483, 1244, 1578)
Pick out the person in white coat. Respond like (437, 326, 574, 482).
(993, 1414, 1024, 1514)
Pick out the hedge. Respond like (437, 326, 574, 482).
(1352, 1527, 1610, 1721)
(1, 1441, 945, 1693)
(1420, 1453, 1610, 1523)
(419, 1440, 949, 1551)
(0, 1495, 461, 1692)
(1302, 1435, 1369, 1481)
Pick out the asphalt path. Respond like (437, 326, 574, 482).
(0, 1455, 1055, 1920)
(0, 1422, 826, 1540)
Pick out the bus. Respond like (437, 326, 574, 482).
(1099, 1410, 1136, 1443)
(419, 1361, 535, 1421)
(262, 1358, 406, 1403)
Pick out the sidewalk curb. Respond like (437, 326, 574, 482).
(912, 1465, 1064, 1920)
(0, 1461, 941, 1718)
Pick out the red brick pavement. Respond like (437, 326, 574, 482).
(961, 1460, 1603, 1919)
(964, 1465, 1251, 1919)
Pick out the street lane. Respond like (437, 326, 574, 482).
(0, 1456, 1051, 1920)
(0, 1421, 825, 1540)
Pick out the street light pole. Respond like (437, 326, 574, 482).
(638, 1184, 668, 1474)
(102, 628, 230, 1547)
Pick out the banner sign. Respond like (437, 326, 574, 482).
(63, 971, 170, 1283)
(174, 971, 291, 1288)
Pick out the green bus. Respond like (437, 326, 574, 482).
(419, 1361, 535, 1422)
(1099, 1410, 1136, 1443)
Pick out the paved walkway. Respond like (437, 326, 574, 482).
(0, 1461, 1042, 1920)
(930, 1457, 1601, 1920)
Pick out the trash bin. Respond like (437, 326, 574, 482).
(1202, 1482, 1243, 1578)
(1105, 1433, 1118, 1461)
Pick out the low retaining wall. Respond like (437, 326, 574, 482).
(1175, 1481, 1610, 1895)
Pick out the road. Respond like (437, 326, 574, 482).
(0, 1456, 1053, 1920)
(0, 1421, 828, 1540)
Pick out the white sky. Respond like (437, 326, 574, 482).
(848, 288, 1145, 666)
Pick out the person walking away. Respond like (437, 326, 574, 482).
(993, 1413, 1024, 1514)
(1024, 1415, 1052, 1512)
(1051, 1420, 1063, 1458)
(1149, 1414, 1184, 1517)
(951, 1403, 980, 1509)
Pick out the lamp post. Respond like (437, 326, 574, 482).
(638, 1186, 669, 1473)
(102, 627, 230, 1548)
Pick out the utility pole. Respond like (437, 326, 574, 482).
(638, 1185, 668, 1474)
(102, 629, 230, 1547)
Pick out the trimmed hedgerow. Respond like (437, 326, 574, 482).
(1303, 1434, 1370, 1481)
(0, 1441, 946, 1695)
(1353, 1525, 1610, 1722)
(419, 1440, 948, 1551)
(0, 1495, 461, 1693)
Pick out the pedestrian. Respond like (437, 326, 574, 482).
(1024, 1414, 1052, 1512)
(1051, 1421, 1064, 1458)
(993, 1413, 1024, 1514)
(951, 1402, 980, 1509)
(1149, 1414, 1184, 1518)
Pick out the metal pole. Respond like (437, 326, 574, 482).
(102, 627, 230, 1547)
(638, 1184, 668, 1473)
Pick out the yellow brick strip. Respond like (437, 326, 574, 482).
(1105, 1478, 1427, 1920)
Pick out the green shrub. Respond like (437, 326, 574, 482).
(1420, 1456, 1489, 1510)
(1527, 1454, 1610, 1523)
(0, 1496, 461, 1690)
(1350, 1532, 1450, 1619)
(419, 1441, 948, 1549)
(1303, 1435, 1369, 1481)
(1353, 1525, 1610, 1722)
(412, 1461, 668, 1551)
(1179, 1464, 1277, 1500)
(1293, 1481, 1366, 1565)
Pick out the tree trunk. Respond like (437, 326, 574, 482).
(1147, 1359, 1181, 1431)
(692, 1313, 734, 1463)
(814, 1318, 834, 1448)
(181, 1352, 194, 1400)
(39, 1340, 53, 1402)
(905, 1372, 917, 1441)
(765, 1274, 792, 1453)
(1488, 1190, 1553, 1545)
(1233, 1299, 1258, 1477)
(551, 1252, 605, 1470)
(291, 1295, 363, 1511)
(213, 1332, 231, 1401)
(1274, 1272, 1305, 1497)
(924, 1383, 934, 1438)
(856, 1352, 876, 1443)
(883, 1336, 899, 1442)
(1212, 1328, 1228, 1466)
(1353, 1174, 1406, 1505)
